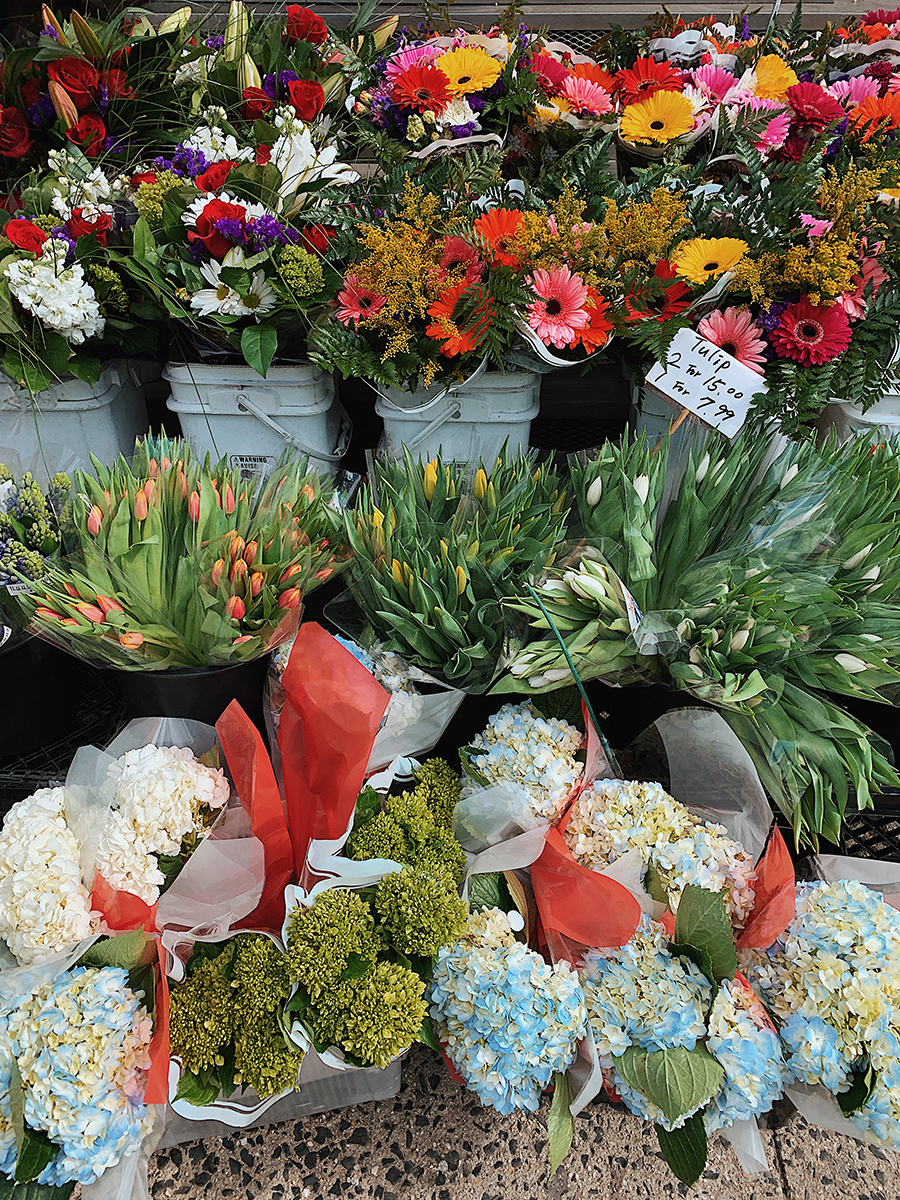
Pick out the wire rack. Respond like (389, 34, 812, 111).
(840, 794, 900, 861)
(529, 416, 628, 454)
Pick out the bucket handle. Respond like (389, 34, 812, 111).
(366, 354, 490, 415)
(402, 399, 463, 452)
(235, 393, 351, 463)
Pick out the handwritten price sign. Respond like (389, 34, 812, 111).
(645, 328, 767, 438)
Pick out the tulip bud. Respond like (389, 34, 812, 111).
(278, 587, 301, 610)
(392, 559, 404, 584)
(280, 563, 302, 584)
(230, 558, 248, 585)
(779, 463, 799, 490)
(456, 565, 467, 596)
(729, 629, 750, 653)
(239, 52, 262, 93)
(694, 453, 710, 484)
(64, 583, 79, 598)
(48, 81, 79, 128)
(134, 489, 149, 521)
(211, 558, 226, 586)
(835, 652, 868, 674)
(315, 567, 333, 581)
(233, 634, 253, 645)
(633, 475, 650, 505)
(62, 617, 81, 627)
(230, 535, 245, 563)
(586, 475, 603, 507)
(119, 631, 144, 649)
(223, 0, 249, 63)
(97, 595, 124, 614)
(473, 468, 487, 501)
(76, 602, 106, 623)
(225, 595, 246, 620)
(224, 483, 236, 515)
(188, 490, 201, 521)
(148, 458, 159, 479)
(843, 544, 872, 570)
(863, 565, 881, 581)
(243, 540, 258, 566)
(423, 460, 438, 502)
(179, 471, 188, 499)
(371, 507, 385, 528)
(35, 605, 64, 621)
(87, 504, 103, 536)
(249, 571, 264, 598)
(162, 456, 172, 470)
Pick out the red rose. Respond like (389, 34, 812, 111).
(100, 68, 134, 100)
(20, 78, 41, 108)
(66, 207, 113, 245)
(187, 197, 247, 259)
(3, 218, 48, 254)
(300, 223, 335, 254)
(287, 79, 324, 122)
(241, 87, 275, 123)
(47, 58, 99, 112)
(285, 5, 327, 46)
(66, 113, 106, 157)
(195, 160, 236, 193)
(256, 144, 272, 164)
(0, 108, 32, 159)
(130, 171, 157, 189)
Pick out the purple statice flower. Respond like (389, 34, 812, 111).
(825, 118, 848, 160)
(205, 34, 225, 48)
(103, 135, 128, 154)
(41, 23, 60, 40)
(374, 56, 388, 75)
(759, 298, 793, 333)
(468, 96, 486, 113)
(244, 214, 300, 252)
(27, 93, 55, 128)
(450, 122, 478, 137)
(49, 227, 77, 263)
(374, 208, 384, 218)
(153, 155, 183, 177)
(279, 69, 299, 93)
(263, 73, 278, 100)
(740, 15, 752, 40)
(482, 78, 505, 99)
(213, 217, 247, 244)
(188, 242, 210, 263)
(97, 84, 110, 116)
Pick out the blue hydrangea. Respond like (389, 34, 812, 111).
(334, 636, 376, 673)
(705, 979, 785, 1131)
(781, 1014, 852, 1092)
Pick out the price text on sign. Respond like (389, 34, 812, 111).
(644, 327, 767, 439)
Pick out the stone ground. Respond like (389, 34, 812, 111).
(147, 1046, 899, 1200)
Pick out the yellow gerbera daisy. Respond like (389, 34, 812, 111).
(753, 54, 799, 101)
(672, 237, 749, 284)
(435, 46, 502, 96)
(619, 90, 695, 145)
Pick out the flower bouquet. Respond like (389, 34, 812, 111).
(16, 435, 349, 670)
(0, 460, 69, 641)
(498, 430, 900, 845)
(338, 447, 568, 689)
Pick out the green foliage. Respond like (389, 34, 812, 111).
(617, 1045, 724, 1126)
(547, 1073, 575, 1177)
(656, 1112, 708, 1186)
(672, 886, 738, 985)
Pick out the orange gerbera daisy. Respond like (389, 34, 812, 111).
(850, 92, 900, 140)
(575, 288, 613, 353)
(472, 208, 524, 268)
(614, 57, 683, 107)
(426, 282, 494, 356)
(570, 61, 617, 94)
(391, 62, 452, 114)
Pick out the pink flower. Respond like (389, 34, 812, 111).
(733, 95, 791, 150)
(697, 307, 768, 374)
(530, 53, 570, 97)
(335, 274, 387, 327)
(828, 76, 880, 106)
(526, 265, 589, 349)
(560, 76, 613, 116)
(438, 235, 483, 286)
(384, 44, 442, 83)
(770, 297, 852, 366)
(838, 256, 890, 320)
(889, 72, 900, 93)
(800, 213, 834, 237)
(691, 64, 739, 102)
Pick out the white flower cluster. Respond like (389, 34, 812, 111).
(270, 109, 359, 207)
(740, 879, 900, 1148)
(0, 966, 152, 1186)
(463, 701, 584, 823)
(173, 49, 216, 87)
(95, 745, 229, 904)
(5, 241, 105, 346)
(185, 123, 255, 163)
(0, 788, 99, 965)
(565, 779, 757, 926)
(48, 151, 119, 220)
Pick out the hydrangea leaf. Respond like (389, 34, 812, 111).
(548, 1072, 574, 1177)
(668, 942, 718, 1002)
(174, 1067, 221, 1107)
(468, 871, 503, 914)
(352, 786, 383, 831)
(418, 1013, 442, 1054)
(8, 1059, 23, 1157)
(0, 1180, 74, 1200)
(532, 686, 583, 729)
(340, 952, 375, 982)
(644, 862, 669, 907)
(838, 1059, 877, 1117)
(656, 1111, 708, 1186)
(78, 929, 155, 972)
(618, 1046, 724, 1124)
(14, 1127, 58, 1184)
(673, 885, 737, 983)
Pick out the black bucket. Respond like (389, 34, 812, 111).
(0, 635, 84, 757)
(115, 656, 270, 734)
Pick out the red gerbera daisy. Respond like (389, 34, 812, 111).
(862, 8, 900, 24)
(570, 61, 617, 94)
(769, 297, 852, 366)
(785, 82, 845, 133)
(391, 63, 452, 114)
(426, 282, 494, 356)
(472, 207, 524, 268)
(576, 288, 614, 353)
(530, 53, 570, 97)
(614, 58, 683, 108)
(625, 260, 692, 323)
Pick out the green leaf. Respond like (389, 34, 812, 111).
(468, 871, 503, 915)
(132, 216, 157, 262)
(418, 1013, 442, 1053)
(673, 885, 737, 983)
(241, 323, 278, 378)
(14, 1128, 58, 1184)
(66, 355, 102, 387)
(0, 1180, 74, 1200)
(617, 1046, 724, 1125)
(548, 1072, 574, 1177)
(38, 332, 70, 379)
(339, 952, 374, 982)
(8, 1060, 23, 1157)
(644, 862, 669, 907)
(838, 1059, 877, 1117)
(668, 943, 718, 1000)
(532, 686, 583, 729)
(174, 1068, 221, 1107)
(78, 928, 155, 971)
(219, 267, 253, 293)
(352, 786, 383, 831)
(656, 1112, 708, 1187)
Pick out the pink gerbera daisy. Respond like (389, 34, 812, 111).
(438, 235, 484, 286)
(838, 256, 890, 319)
(560, 76, 614, 116)
(828, 76, 881, 106)
(800, 213, 834, 237)
(526, 265, 589, 349)
(769, 297, 852, 366)
(384, 44, 442, 83)
(697, 307, 768, 374)
(733, 96, 791, 151)
(690, 64, 739, 102)
(530, 53, 570, 97)
(335, 274, 387, 327)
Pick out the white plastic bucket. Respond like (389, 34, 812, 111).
(820, 395, 900, 444)
(0, 360, 150, 476)
(375, 370, 540, 462)
(165, 362, 350, 479)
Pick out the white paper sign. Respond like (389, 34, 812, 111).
(645, 327, 767, 438)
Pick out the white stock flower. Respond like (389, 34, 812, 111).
(5, 242, 105, 346)
(48, 153, 118, 220)
(185, 124, 254, 163)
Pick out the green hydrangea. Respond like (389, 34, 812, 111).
(416, 828, 467, 888)
(307, 962, 427, 1068)
(286, 889, 382, 996)
(384, 791, 436, 852)
(375, 865, 469, 957)
(346, 810, 407, 863)
(234, 1012, 304, 1099)
(233, 933, 292, 1014)
(0, 464, 11, 483)
(279, 244, 324, 297)
(413, 758, 461, 831)
(168, 948, 236, 1074)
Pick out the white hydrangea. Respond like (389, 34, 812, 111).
(565, 779, 756, 926)
(4, 241, 105, 346)
(0, 787, 99, 964)
(462, 701, 584, 822)
(93, 813, 164, 905)
(185, 124, 254, 164)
